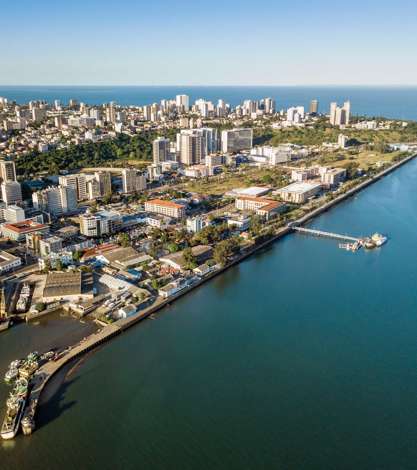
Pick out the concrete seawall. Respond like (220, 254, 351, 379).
(28, 153, 415, 431)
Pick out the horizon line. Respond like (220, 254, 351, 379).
(1, 84, 417, 88)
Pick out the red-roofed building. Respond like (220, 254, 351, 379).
(2, 219, 49, 241)
(235, 196, 286, 220)
(145, 199, 186, 219)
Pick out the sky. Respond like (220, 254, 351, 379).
(1, 0, 417, 86)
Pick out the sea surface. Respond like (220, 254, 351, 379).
(1, 158, 417, 469)
(1, 85, 417, 120)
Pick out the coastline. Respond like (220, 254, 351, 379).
(26, 152, 416, 431)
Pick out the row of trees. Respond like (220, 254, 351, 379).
(16, 131, 158, 178)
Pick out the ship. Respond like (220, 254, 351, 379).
(1, 379, 29, 440)
(1, 397, 26, 440)
(21, 399, 37, 436)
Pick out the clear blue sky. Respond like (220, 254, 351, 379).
(2, 0, 417, 85)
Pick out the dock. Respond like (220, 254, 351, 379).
(292, 226, 361, 242)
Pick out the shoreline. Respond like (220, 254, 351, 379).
(25, 152, 416, 433)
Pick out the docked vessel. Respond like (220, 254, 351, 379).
(21, 399, 37, 436)
(371, 233, 388, 247)
(4, 368, 19, 385)
(1, 379, 29, 440)
(1, 397, 26, 440)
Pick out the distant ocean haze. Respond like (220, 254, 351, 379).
(0, 85, 417, 120)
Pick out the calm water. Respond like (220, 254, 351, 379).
(1, 85, 417, 120)
(1, 159, 417, 469)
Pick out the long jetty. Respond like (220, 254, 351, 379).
(25, 152, 416, 435)
(292, 227, 360, 242)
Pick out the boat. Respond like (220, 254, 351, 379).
(1, 379, 29, 440)
(4, 368, 18, 385)
(371, 233, 388, 247)
(21, 399, 37, 436)
(1, 397, 26, 440)
(0, 319, 10, 332)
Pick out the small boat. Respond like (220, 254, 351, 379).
(371, 233, 388, 247)
(4, 369, 18, 385)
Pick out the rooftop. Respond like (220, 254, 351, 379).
(145, 199, 185, 209)
(3, 219, 48, 234)
(0, 250, 20, 267)
(279, 182, 322, 194)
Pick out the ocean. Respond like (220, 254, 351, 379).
(0, 85, 417, 120)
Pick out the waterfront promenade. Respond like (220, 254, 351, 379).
(27, 153, 416, 433)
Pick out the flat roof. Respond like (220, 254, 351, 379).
(3, 220, 48, 233)
(232, 187, 270, 197)
(146, 199, 184, 209)
(279, 182, 322, 194)
(0, 250, 20, 266)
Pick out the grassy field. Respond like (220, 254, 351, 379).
(311, 149, 403, 170)
(177, 166, 288, 195)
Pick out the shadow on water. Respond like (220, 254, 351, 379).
(36, 374, 79, 429)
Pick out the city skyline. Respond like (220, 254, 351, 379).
(2, 0, 417, 86)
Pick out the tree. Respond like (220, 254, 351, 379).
(55, 259, 64, 271)
(73, 250, 83, 262)
(182, 247, 197, 269)
(118, 233, 130, 248)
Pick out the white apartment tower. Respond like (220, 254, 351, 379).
(176, 95, 190, 112)
(330, 101, 351, 126)
(153, 138, 170, 164)
(1, 181, 22, 205)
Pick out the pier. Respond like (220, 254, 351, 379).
(292, 226, 361, 242)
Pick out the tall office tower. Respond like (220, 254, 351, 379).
(106, 102, 117, 123)
(90, 108, 102, 120)
(330, 101, 351, 126)
(179, 132, 203, 166)
(1, 181, 22, 205)
(309, 100, 319, 114)
(31, 107, 47, 123)
(243, 100, 258, 115)
(122, 169, 147, 194)
(264, 97, 276, 114)
(221, 128, 253, 153)
(199, 128, 218, 155)
(153, 138, 170, 164)
(59, 174, 88, 201)
(69, 99, 78, 109)
(0, 161, 17, 182)
(54, 100, 61, 110)
(142, 105, 152, 121)
(176, 95, 190, 112)
(94, 171, 112, 196)
(32, 186, 77, 216)
(87, 178, 101, 200)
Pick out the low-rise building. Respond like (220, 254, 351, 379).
(42, 271, 94, 302)
(159, 245, 213, 272)
(1, 219, 49, 241)
(277, 182, 322, 204)
(145, 199, 186, 219)
(235, 196, 286, 219)
(320, 168, 347, 187)
(39, 236, 63, 257)
(0, 250, 22, 274)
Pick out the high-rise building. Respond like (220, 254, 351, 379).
(153, 138, 170, 164)
(0, 161, 17, 182)
(264, 97, 276, 114)
(179, 132, 203, 166)
(59, 174, 88, 201)
(176, 95, 190, 112)
(221, 129, 253, 153)
(309, 100, 319, 114)
(122, 169, 147, 194)
(31, 107, 47, 123)
(4, 205, 25, 223)
(95, 171, 112, 196)
(330, 101, 351, 126)
(32, 186, 77, 216)
(1, 181, 22, 205)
